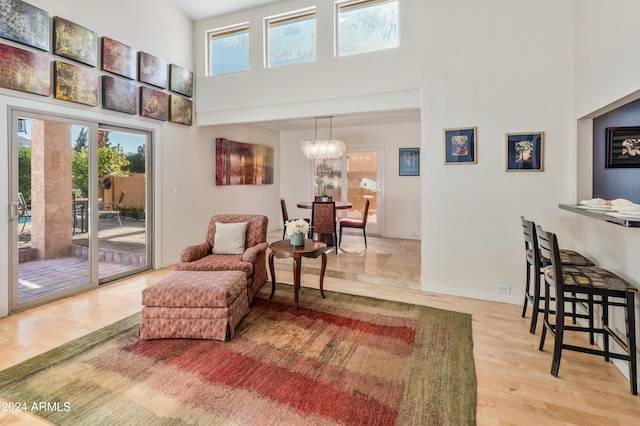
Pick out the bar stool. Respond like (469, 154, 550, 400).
(521, 217, 595, 334)
(537, 225, 637, 395)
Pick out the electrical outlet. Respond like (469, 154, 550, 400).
(496, 284, 511, 294)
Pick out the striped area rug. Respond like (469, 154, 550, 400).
(0, 284, 476, 425)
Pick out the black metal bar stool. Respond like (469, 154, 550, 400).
(537, 225, 637, 395)
(521, 217, 595, 334)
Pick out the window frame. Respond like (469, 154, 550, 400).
(335, 0, 399, 58)
(207, 22, 251, 76)
(264, 7, 317, 68)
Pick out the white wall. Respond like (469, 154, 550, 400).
(190, 0, 576, 303)
(0, 0, 196, 317)
(279, 121, 421, 239)
(572, 0, 640, 381)
(194, 0, 423, 125)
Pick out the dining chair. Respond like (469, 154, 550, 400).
(520, 216, 595, 334)
(280, 199, 310, 239)
(537, 224, 637, 395)
(311, 201, 337, 253)
(339, 199, 370, 248)
(314, 196, 333, 201)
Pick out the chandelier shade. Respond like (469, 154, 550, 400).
(300, 116, 346, 160)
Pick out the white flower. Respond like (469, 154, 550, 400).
(285, 219, 309, 236)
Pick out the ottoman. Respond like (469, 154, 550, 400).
(139, 270, 250, 341)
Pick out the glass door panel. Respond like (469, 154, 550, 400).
(345, 149, 383, 235)
(13, 116, 94, 309)
(97, 127, 150, 282)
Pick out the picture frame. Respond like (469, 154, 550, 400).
(0, 0, 49, 51)
(140, 86, 168, 121)
(101, 37, 136, 80)
(216, 138, 274, 185)
(444, 127, 477, 164)
(169, 95, 193, 126)
(138, 51, 167, 88)
(53, 61, 98, 106)
(605, 127, 640, 168)
(505, 132, 544, 172)
(102, 75, 137, 114)
(0, 42, 50, 96)
(169, 63, 193, 97)
(399, 147, 420, 176)
(53, 17, 98, 67)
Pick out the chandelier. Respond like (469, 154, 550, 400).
(300, 116, 346, 160)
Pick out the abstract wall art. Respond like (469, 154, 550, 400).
(0, 0, 49, 51)
(53, 17, 98, 67)
(0, 42, 50, 96)
(216, 138, 274, 185)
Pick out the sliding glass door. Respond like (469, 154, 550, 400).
(9, 111, 152, 312)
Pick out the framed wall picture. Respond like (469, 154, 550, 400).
(605, 127, 640, 168)
(140, 86, 168, 121)
(169, 63, 193, 97)
(0, 0, 49, 51)
(444, 127, 477, 164)
(102, 75, 137, 114)
(53, 61, 98, 106)
(169, 95, 193, 126)
(399, 147, 420, 176)
(505, 132, 544, 172)
(138, 51, 167, 88)
(53, 17, 98, 67)
(216, 138, 274, 185)
(102, 37, 136, 80)
(0, 42, 50, 96)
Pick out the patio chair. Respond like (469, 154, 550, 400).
(18, 192, 30, 233)
(99, 191, 126, 227)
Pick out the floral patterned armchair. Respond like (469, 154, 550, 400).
(175, 214, 268, 303)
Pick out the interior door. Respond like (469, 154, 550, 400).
(344, 146, 384, 236)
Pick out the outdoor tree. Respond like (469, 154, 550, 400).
(18, 147, 31, 204)
(125, 144, 145, 174)
(72, 146, 130, 197)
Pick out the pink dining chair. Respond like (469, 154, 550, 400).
(339, 199, 370, 248)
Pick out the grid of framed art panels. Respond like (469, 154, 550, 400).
(0, 0, 193, 125)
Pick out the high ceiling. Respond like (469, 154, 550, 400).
(172, 0, 282, 21)
(172, 0, 420, 131)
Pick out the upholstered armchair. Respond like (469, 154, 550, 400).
(175, 214, 268, 303)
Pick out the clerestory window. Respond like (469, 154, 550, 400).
(208, 23, 250, 76)
(265, 8, 317, 67)
(336, 0, 398, 57)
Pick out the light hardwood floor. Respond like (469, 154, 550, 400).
(1, 235, 639, 425)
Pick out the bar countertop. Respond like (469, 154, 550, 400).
(559, 204, 640, 228)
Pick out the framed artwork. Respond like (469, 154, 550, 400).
(138, 51, 167, 88)
(216, 138, 274, 185)
(169, 95, 193, 126)
(102, 37, 136, 80)
(102, 75, 137, 114)
(0, 0, 49, 51)
(399, 147, 420, 176)
(140, 86, 168, 121)
(605, 127, 640, 168)
(444, 127, 477, 164)
(53, 61, 98, 106)
(169, 63, 193, 97)
(505, 132, 544, 172)
(0, 43, 50, 96)
(53, 17, 97, 67)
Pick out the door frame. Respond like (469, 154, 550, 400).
(8, 107, 155, 313)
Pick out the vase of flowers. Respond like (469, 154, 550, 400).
(286, 219, 309, 247)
